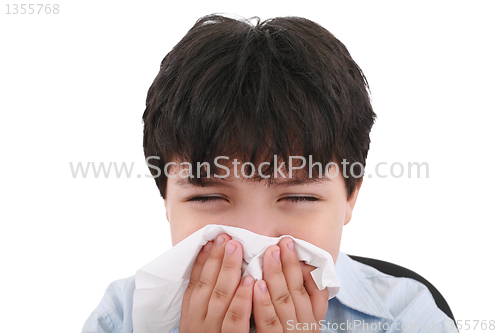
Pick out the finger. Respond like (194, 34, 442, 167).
(278, 238, 315, 323)
(189, 233, 232, 322)
(180, 240, 213, 329)
(221, 275, 254, 333)
(205, 240, 244, 327)
(253, 280, 283, 333)
(301, 262, 329, 323)
(262, 245, 297, 326)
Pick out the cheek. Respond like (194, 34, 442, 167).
(168, 205, 225, 246)
(295, 204, 345, 263)
(302, 222, 343, 263)
(167, 204, 199, 246)
(165, 185, 210, 245)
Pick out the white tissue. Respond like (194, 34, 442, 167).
(132, 224, 341, 333)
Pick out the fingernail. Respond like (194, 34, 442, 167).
(287, 240, 295, 251)
(216, 235, 224, 245)
(226, 242, 236, 255)
(272, 249, 280, 262)
(203, 242, 213, 252)
(243, 275, 254, 286)
(259, 281, 267, 292)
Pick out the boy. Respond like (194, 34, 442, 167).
(83, 14, 457, 333)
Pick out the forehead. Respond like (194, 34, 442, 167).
(169, 158, 341, 188)
(173, 175, 332, 189)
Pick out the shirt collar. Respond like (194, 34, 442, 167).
(334, 252, 394, 321)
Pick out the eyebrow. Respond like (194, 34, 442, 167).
(174, 176, 330, 188)
(175, 177, 235, 189)
(271, 177, 331, 187)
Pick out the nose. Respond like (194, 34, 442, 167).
(230, 207, 287, 238)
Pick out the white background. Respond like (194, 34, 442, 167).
(1, 1, 499, 332)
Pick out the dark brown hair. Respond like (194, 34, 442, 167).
(143, 14, 376, 198)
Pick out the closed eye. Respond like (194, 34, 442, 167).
(278, 196, 319, 203)
(187, 196, 227, 203)
(187, 196, 319, 203)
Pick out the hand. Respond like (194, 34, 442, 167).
(252, 237, 329, 333)
(180, 233, 255, 333)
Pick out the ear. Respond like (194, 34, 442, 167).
(344, 177, 362, 226)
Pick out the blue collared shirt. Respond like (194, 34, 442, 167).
(82, 252, 458, 332)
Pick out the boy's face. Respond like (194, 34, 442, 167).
(164, 160, 360, 263)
